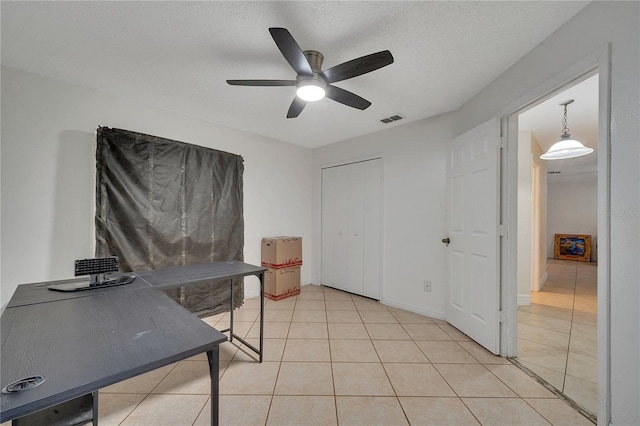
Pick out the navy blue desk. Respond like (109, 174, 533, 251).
(1, 270, 228, 425)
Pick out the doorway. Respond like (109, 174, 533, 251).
(513, 74, 599, 417)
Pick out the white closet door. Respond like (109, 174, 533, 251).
(347, 162, 365, 295)
(321, 167, 336, 288)
(321, 158, 382, 299)
(363, 159, 382, 299)
(332, 165, 350, 291)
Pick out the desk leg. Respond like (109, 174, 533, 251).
(259, 272, 264, 363)
(206, 346, 220, 426)
(229, 278, 234, 342)
(92, 390, 99, 425)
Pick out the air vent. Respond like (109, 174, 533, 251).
(380, 114, 405, 124)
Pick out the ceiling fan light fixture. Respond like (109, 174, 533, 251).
(296, 79, 326, 102)
(541, 99, 593, 160)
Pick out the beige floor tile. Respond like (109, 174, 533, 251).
(531, 292, 575, 310)
(292, 309, 327, 322)
(328, 322, 370, 339)
(571, 310, 597, 326)
(336, 396, 409, 425)
(415, 340, 478, 364)
(353, 298, 388, 311)
(365, 323, 411, 340)
(194, 395, 271, 426)
(288, 322, 329, 339)
(563, 375, 598, 414)
(399, 397, 480, 425)
(458, 341, 511, 364)
(229, 308, 260, 322)
(517, 338, 568, 373)
(219, 361, 280, 394)
(297, 291, 325, 301)
(385, 363, 455, 396)
(566, 352, 597, 383)
(218, 321, 253, 338)
(518, 304, 573, 321)
(274, 362, 334, 395)
(330, 339, 380, 362)
(101, 364, 176, 394)
(518, 322, 570, 350)
(333, 363, 395, 396)
(323, 288, 354, 301)
(434, 364, 516, 397)
(486, 364, 556, 398)
(152, 360, 211, 394)
(98, 393, 146, 426)
(267, 396, 337, 426)
(326, 310, 363, 323)
(517, 360, 566, 391)
(462, 398, 551, 425)
(264, 309, 293, 321)
(265, 297, 297, 309)
(389, 309, 435, 324)
(373, 340, 429, 363)
(569, 333, 597, 358)
(525, 398, 594, 426)
(282, 338, 331, 361)
(240, 297, 263, 308)
(120, 394, 208, 425)
(218, 340, 240, 361)
(234, 338, 285, 362)
(247, 321, 290, 339)
(359, 310, 398, 323)
(295, 299, 326, 310)
(402, 323, 452, 340)
(517, 310, 572, 333)
(437, 323, 472, 341)
(325, 299, 357, 310)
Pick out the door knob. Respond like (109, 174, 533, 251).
(442, 237, 450, 246)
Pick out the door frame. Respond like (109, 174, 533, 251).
(500, 44, 611, 423)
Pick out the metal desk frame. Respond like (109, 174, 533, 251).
(136, 261, 267, 363)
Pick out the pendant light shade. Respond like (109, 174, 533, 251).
(541, 99, 593, 160)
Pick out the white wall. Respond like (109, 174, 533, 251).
(547, 178, 598, 261)
(312, 113, 455, 319)
(454, 2, 639, 424)
(0, 66, 313, 306)
(517, 131, 533, 304)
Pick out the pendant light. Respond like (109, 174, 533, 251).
(540, 99, 593, 160)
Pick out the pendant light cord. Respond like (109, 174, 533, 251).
(562, 104, 570, 137)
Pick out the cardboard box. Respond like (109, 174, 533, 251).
(261, 236, 302, 268)
(264, 266, 301, 300)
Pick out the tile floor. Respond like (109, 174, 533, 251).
(88, 283, 595, 425)
(517, 259, 597, 416)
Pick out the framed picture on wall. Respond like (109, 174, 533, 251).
(554, 234, 591, 262)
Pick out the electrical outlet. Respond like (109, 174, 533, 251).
(424, 280, 432, 292)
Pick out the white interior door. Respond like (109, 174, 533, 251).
(445, 118, 501, 354)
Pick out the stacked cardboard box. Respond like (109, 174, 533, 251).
(261, 236, 302, 300)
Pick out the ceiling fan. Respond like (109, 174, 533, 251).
(227, 27, 394, 118)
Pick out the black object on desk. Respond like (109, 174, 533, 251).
(1, 275, 227, 426)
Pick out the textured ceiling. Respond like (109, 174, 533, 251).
(1, 1, 589, 148)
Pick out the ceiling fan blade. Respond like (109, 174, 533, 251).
(321, 50, 394, 84)
(325, 85, 371, 110)
(226, 79, 297, 86)
(287, 97, 307, 118)
(269, 27, 313, 77)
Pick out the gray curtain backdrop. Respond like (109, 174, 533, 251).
(95, 127, 244, 315)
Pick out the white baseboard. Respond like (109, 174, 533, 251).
(517, 294, 532, 306)
(381, 298, 446, 320)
